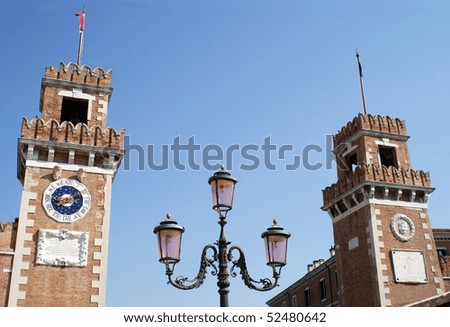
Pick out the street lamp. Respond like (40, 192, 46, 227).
(154, 166, 291, 307)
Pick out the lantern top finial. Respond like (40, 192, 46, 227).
(261, 220, 291, 239)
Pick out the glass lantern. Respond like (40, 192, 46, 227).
(154, 214, 185, 264)
(208, 166, 238, 214)
(261, 220, 291, 267)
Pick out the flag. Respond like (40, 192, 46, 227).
(76, 10, 85, 32)
(356, 51, 363, 78)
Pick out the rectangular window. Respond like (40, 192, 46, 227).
(437, 248, 449, 256)
(60, 97, 88, 125)
(319, 279, 327, 301)
(292, 295, 297, 307)
(347, 152, 358, 171)
(304, 288, 311, 307)
(334, 271, 339, 293)
(379, 146, 398, 168)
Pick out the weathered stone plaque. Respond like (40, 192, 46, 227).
(36, 229, 89, 267)
(391, 250, 427, 283)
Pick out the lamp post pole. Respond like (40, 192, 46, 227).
(217, 214, 230, 307)
(154, 167, 291, 307)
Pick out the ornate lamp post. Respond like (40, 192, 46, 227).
(154, 167, 291, 307)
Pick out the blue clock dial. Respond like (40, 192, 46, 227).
(43, 178, 91, 223)
(51, 185, 84, 215)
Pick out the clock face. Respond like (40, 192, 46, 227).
(43, 178, 91, 223)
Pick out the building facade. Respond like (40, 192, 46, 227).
(0, 62, 124, 306)
(267, 114, 450, 307)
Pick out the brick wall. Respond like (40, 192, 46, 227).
(0, 222, 16, 306)
(10, 167, 110, 306)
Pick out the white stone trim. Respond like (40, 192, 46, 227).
(0, 251, 15, 256)
(332, 200, 369, 223)
(348, 237, 359, 250)
(48, 148, 55, 162)
(375, 139, 399, 148)
(368, 207, 390, 307)
(98, 99, 108, 123)
(332, 198, 428, 224)
(90, 175, 113, 307)
(58, 89, 96, 121)
(366, 145, 373, 164)
(68, 149, 75, 164)
(25, 160, 116, 176)
(369, 198, 428, 208)
(8, 190, 37, 306)
(341, 144, 358, 157)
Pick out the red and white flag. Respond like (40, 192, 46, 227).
(76, 10, 85, 32)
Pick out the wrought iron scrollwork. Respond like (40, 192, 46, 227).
(228, 245, 279, 291)
(166, 244, 218, 290)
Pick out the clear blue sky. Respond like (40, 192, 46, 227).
(1, 0, 450, 307)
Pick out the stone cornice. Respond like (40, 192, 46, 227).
(41, 77, 113, 96)
(334, 129, 409, 154)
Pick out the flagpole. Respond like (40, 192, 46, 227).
(77, 30, 83, 66)
(356, 50, 367, 115)
(76, 7, 86, 66)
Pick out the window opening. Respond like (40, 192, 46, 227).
(60, 97, 88, 125)
(304, 288, 311, 307)
(379, 146, 398, 168)
(319, 279, 327, 301)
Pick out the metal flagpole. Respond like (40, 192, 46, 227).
(356, 50, 367, 115)
(76, 7, 86, 66)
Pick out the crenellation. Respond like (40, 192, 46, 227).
(334, 114, 407, 147)
(44, 62, 112, 87)
(20, 117, 124, 149)
(71, 64, 85, 83)
(322, 163, 432, 205)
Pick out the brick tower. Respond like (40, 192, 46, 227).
(322, 114, 445, 306)
(6, 62, 124, 306)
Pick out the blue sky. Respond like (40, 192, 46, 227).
(1, 0, 450, 307)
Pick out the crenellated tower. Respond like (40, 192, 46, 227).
(7, 62, 124, 306)
(322, 113, 444, 306)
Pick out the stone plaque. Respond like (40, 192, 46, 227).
(390, 214, 415, 242)
(391, 250, 427, 284)
(36, 229, 89, 267)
